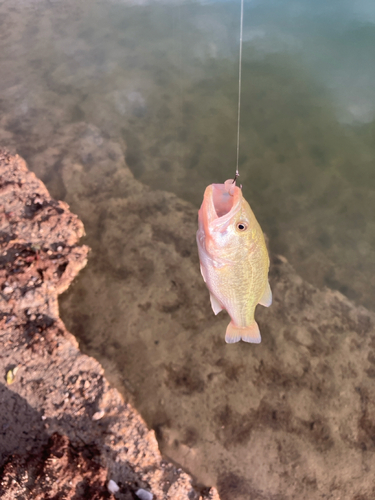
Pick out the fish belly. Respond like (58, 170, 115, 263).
(204, 248, 267, 328)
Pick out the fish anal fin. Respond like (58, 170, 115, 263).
(210, 293, 223, 315)
(258, 281, 272, 307)
(225, 321, 261, 344)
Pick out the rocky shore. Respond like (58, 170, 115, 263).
(0, 150, 219, 500)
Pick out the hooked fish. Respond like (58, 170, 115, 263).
(196, 179, 271, 343)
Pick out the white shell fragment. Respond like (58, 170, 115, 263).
(107, 480, 120, 494)
(136, 489, 153, 500)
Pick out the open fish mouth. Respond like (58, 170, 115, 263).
(212, 183, 235, 217)
(204, 181, 242, 225)
(197, 180, 244, 255)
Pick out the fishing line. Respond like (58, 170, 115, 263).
(234, 0, 244, 183)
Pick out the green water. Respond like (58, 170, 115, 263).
(1, 0, 375, 496)
(1, 0, 374, 307)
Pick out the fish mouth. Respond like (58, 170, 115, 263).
(205, 181, 242, 225)
(197, 180, 243, 257)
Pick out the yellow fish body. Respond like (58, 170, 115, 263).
(196, 179, 271, 343)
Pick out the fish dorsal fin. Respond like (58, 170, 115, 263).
(210, 293, 223, 315)
(259, 281, 272, 307)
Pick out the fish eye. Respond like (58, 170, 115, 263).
(237, 222, 248, 231)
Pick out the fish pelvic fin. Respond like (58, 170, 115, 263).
(225, 321, 261, 344)
(259, 281, 272, 308)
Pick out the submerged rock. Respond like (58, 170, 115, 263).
(0, 150, 218, 500)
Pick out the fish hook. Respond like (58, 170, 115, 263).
(232, 172, 242, 189)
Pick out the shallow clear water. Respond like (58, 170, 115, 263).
(1, 0, 374, 307)
(1, 0, 375, 495)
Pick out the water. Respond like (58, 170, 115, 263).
(1, 0, 375, 496)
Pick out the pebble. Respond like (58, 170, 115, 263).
(3, 286, 13, 294)
(92, 410, 105, 421)
(107, 480, 120, 494)
(57, 246, 63, 252)
(6, 366, 19, 385)
(135, 489, 153, 500)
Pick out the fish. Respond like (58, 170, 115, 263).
(196, 179, 271, 343)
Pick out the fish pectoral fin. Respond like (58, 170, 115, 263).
(210, 293, 223, 315)
(225, 321, 261, 344)
(200, 264, 207, 283)
(258, 281, 272, 307)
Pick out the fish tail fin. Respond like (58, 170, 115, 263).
(225, 321, 261, 344)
